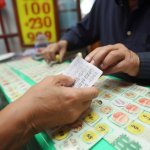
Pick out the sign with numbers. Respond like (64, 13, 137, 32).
(13, 0, 59, 46)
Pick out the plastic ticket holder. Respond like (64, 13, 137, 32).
(32, 34, 49, 61)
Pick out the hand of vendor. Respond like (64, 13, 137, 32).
(42, 40, 68, 63)
(85, 43, 140, 76)
(0, 75, 98, 149)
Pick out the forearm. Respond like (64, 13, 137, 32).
(61, 1, 100, 51)
(137, 52, 150, 80)
(0, 99, 35, 150)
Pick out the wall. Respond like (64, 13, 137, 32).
(0, 0, 95, 54)
(0, 0, 22, 54)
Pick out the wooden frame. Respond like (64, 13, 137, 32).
(12, 0, 60, 47)
(0, 9, 19, 52)
(77, 0, 81, 21)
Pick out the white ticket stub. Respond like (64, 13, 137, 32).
(63, 56, 103, 88)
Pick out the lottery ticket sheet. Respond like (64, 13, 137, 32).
(63, 56, 103, 87)
(0, 57, 150, 150)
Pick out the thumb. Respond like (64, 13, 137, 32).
(59, 47, 66, 62)
(73, 87, 99, 102)
(54, 74, 75, 87)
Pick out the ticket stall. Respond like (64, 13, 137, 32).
(0, 1, 150, 150)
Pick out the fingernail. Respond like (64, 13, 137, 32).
(85, 56, 90, 61)
(91, 60, 95, 65)
(100, 64, 106, 69)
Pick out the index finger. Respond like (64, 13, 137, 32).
(92, 45, 116, 66)
(86, 45, 119, 67)
(85, 48, 99, 62)
(59, 48, 66, 62)
(41, 47, 51, 62)
(75, 87, 99, 101)
(42, 44, 58, 62)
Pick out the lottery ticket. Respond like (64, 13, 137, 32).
(63, 56, 103, 88)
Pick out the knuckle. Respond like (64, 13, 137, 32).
(107, 44, 112, 48)
(66, 92, 77, 101)
(109, 51, 117, 56)
(46, 45, 52, 51)
(92, 56, 97, 61)
(48, 44, 57, 53)
(49, 50, 54, 54)
(49, 43, 56, 47)
(105, 45, 113, 50)
(117, 43, 123, 47)
(95, 47, 100, 51)
(95, 47, 102, 52)
(94, 48, 100, 53)
(53, 75, 62, 82)
(93, 54, 101, 63)
(118, 63, 124, 70)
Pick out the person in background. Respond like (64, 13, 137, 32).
(0, 75, 98, 150)
(42, 0, 150, 82)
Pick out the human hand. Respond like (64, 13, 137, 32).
(0, 75, 98, 149)
(20, 75, 98, 132)
(85, 43, 140, 76)
(42, 40, 68, 63)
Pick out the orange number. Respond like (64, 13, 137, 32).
(24, 3, 29, 15)
(43, 2, 51, 14)
(45, 31, 52, 40)
(24, 2, 51, 15)
(44, 16, 52, 27)
(27, 32, 35, 42)
(31, 2, 40, 14)
(28, 16, 52, 29)
(29, 17, 43, 29)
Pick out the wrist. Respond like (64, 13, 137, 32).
(18, 95, 39, 134)
(13, 99, 37, 135)
(128, 51, 140, 76)
(21, 88, 57, 132)
(132, 52, 140, 76)
(0, 98, 36, 149)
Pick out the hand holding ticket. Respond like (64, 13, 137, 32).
(63, 56, 103, 88)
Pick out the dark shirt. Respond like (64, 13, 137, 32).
(62, 0, 150, 81)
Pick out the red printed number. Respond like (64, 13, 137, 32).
(28, 16, 52, 29)
(24, 2, 51, 15)
(24, 2, 52, 43)
(27, 31, 52, 42)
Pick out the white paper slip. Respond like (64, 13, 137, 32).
(63, 56, 103, 88)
